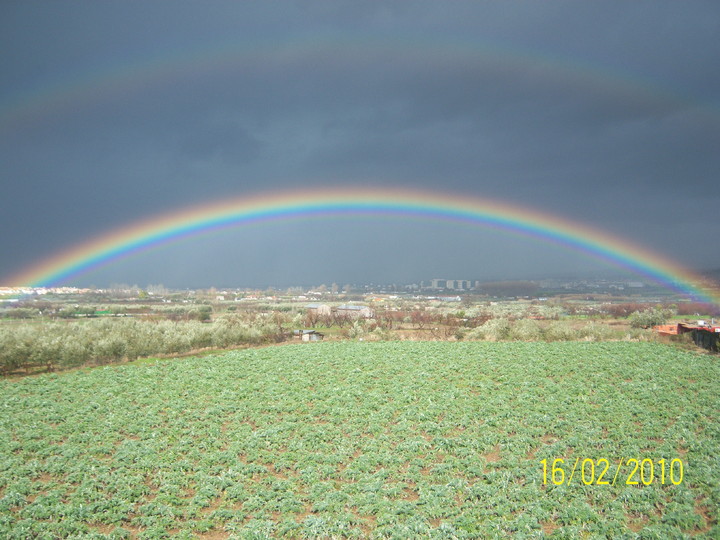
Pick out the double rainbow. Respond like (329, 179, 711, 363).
(4, 187, 717, 305)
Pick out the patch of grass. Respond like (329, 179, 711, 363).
(0, 342, 717, 537)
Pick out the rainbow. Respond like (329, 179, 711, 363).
(2, 33, 713, 135)
(4, 187, 718, 305)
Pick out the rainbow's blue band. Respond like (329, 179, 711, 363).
(5, 188, 717, 305)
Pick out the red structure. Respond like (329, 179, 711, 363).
(654, 322, 720, 351)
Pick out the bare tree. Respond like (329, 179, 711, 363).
(411, 310, 431, 330)
(304, 310, 320, 327)
(332, 311, 352, 328)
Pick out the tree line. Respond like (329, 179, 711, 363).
(0, 315, 289, 376)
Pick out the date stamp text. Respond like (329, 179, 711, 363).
(540, 458, 684, 486)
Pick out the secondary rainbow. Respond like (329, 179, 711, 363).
(4, 33, 714, 135)
(4, 187, 718, 305)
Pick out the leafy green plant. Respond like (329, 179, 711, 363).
(0, 341, 717, 537)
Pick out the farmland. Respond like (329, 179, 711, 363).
(4, 284, 719, 375)
(1, 341, 717, 538)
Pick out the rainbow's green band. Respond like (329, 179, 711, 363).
(5, 187, 718, 306)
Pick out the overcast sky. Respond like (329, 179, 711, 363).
(1, 1, 719, 288)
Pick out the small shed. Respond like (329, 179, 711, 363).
(293, 329, 325, 342)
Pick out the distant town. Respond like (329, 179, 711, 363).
(0, 276, 699, 304)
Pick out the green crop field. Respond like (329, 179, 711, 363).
(0, 342, 717, 538)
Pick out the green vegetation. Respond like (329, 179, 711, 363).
(2, 293, 682, 376)
(0, 316, 289, 375)
(628, 307, 674, 329)
(1, 341, 717, 538)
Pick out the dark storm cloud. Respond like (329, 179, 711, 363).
(177, 121, 262, 163)
(1, 1, 719, 287)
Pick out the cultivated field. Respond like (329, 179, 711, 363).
(0, 342, 717, 538)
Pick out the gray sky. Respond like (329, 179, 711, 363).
(1, 1, 719, 288)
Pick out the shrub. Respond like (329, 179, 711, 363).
(189, 308, 212, 322)
(543, 322, 579, 341)
(60, 339, 92, 368)
(348, 321, 365, 339)
(93, 336, 128, 364)
(579, 322, 616, 341)
(368, 326, 393, 341)
(468, 318, 511, 341)
(510, 319, 542, 341)
(628, 307, 674, 329)
(3, 308, 38, 319)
